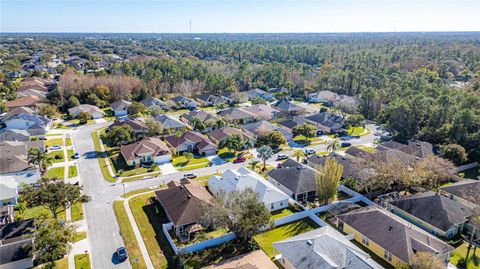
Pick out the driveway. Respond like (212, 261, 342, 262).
(158, 163, 178, 175)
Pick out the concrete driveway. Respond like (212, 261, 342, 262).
(158, 163, 178, 175)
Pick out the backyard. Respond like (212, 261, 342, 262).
(270, 205, 303, 220)
(461, 167, 480, 180)
(253, 217, 320, 257)
(450, 242, 480, 269)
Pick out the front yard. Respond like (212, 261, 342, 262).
(253, 217, 320, 257)
(172, 155, 210, 171)
(346, 126, 370, 136)
(292, 135, 324, 146)
(47, 150, 65, 163)
(46, 167, 65, 178)
(45, 138, 63, 148)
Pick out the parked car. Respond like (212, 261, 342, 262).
(305, 148, 316, 155)
(73, 153, 80, 159)
(341, 142, 352, 147)
(50, 145, 61, 150)
(337, 130, 349, 136)
(316, 131, 324, 136)
(184, 173, 197, 179)
(340, 135, 353, 141)
(233, 156, 247, 163)
(116, 247, 128, 261)
(277, 154, 289, 160)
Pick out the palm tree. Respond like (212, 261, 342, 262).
(191, 117, 206, 132)
(257, 145, 274, 171)
(249, 159, 260, 171)
(293, 149, 305, 162)
(28, 148, 53, 174)
(327, 140, 340, 153)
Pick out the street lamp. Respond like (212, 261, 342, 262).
(122, 183, 128, 196)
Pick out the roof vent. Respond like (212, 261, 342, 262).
(306, 240, 313, 246)
(187, 195, 192, 199)
(389, 225, 393, 231)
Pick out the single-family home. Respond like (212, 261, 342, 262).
(336, 206, 454, 267)
(241, 120, 293, 141)
(0, 130, 30, 142)
(16, 89, 47, 99)
(273, 226, 382, 269)
(0, 178, 18, 206)
(306, 153, 357, 179)
(120, 137, 172, 166)
(110, 100, 132, 116)
(0, 205, 15, 226)
(335, 94, 360, 107)
(154, 115, 188, 133)
(303, 112, 345, 133)
(217, 107, 255, 123)
(68, 104, 104, 119)
(245, 88, 275, 101)
(195, 93, 225, 107)
(0, 107, 35, 122)
(387, 191, 472, 239)
(439, 179, 480, 209)
(208, 167, 290, 211)
(0, 156, 41, 190)
(4, 96, 43, 110)
(206, 127, 254, 147)
(268, 159, 318, 201)
(165, 131, 217, 156)
(180, 110, 220, 132)
(202, 250, 277, 269)
(0, 219, 35, 269)
(219, 92, 249, 104)
(308, 90, 337, 105)
(141, 97, 169, 111)
(169, 96, 199, 110)
(242, 104, 280, 121)
(273, 99, 306, 116)
(3, 113, 52, 137)
(376, 140, 434, 160)
(109, 119, 150, 139)
(155, 180, 213, 237)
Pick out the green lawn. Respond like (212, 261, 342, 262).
(46, 138, 63, 148)
(55, 257, 68, 269)
(450, 242, 480, 269)
(346, 126, 370, 136)
(68, 165, 78, 178)
(46, 167, 65, 179)
(121, 184, 167, 198)
(67, 149, 75, 161)
(47, 150, 65, 163)
(356, 145, 377, 153)
(71, 202, 84, 221)
(129, 193, 175, 268)
(74, 254, 91, 269)
(74, 231, 87, 242)
(113, 201, 147, 269)
(270, 205, 302, 220)
(46, 133, 63, 137)
(253, 218, 320, 257)
(91, 131, 116, 182)
(172, 155, 210, 167)
(16, 205, 66, 221)
(66, 137, 72, 146)
(67, 119, 95, 126)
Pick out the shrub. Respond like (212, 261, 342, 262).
(55, 154, 62, 160)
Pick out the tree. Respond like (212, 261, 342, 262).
(293, 149, 305, 162)
(183, 151, 194, 163)
(440, 144, 468, 165)
(315, 157, 343, 205)
(105, 125, 134, 146)
(249, 159, 260, 170)
(31, 216, 75, 268)
(66, 95, 80, 108)
(76, 111, 92, 124)
(219, 134, 244, 154)
(345, 114, 365, 129)
(191, 117, 207, 132)
(257, 145, 273, 171)
(250, 95, 267, 105)
(351, 155, 398, 198)
(127, 101, 145, 116)
(28, 148, 53, 174)
(215, 119, 227, 130)
(414, 156, 456, 188)
(292, 123, 317, 138)
(201, 188, 271, 241)
(145, 117, 163, 136)
(38, 104, 59, 118)
(22, 177, 90, 220)
(410, 252, 445, 269)
(327, 140, 340, 153)
(333, 102, 357, 119)
(257, 131, 286, 149)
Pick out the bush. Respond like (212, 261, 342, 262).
(55, 154, 62, 160)
(457, 257, 467, 269)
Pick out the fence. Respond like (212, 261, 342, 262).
(455, 162, 478, 173)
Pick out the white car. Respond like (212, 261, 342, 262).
(304, 148, 316, 155)
(50, 145, 61, 150)
(277, 154, 289, 160)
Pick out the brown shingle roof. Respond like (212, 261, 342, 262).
(165, 131, 215, 149)
(155, 180, 213, 227)
(440, 179, 480, 205)
(0, 141, 27, 158)
(109, 119, 148, 132)
(4, 96, 42, 108)
(0, 156, 36, 174)
(120, 137, 171, 161)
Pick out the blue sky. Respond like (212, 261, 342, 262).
(1, 0, 479, 33)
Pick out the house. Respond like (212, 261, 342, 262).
(242, 104, 280, 121)
(335, 95, 360, 107)
(308, 90, 337, 104)
(0, 219, 35, 269)
(165, 131, 217, 156)
(303, 112, 345, 133)
(268, 159, 318, 201)
(4, 96, 43, 110)
(219, 92, 249, 104)
(155, 180, 213, 237)
(195, 93, 225, 107)
(273, 226, 382, 269)
(386, 191, 472, 239)
(169, 96, 199, 110)
(0, 107, 36, 122)
(273, 99, 306, 116)
(245, 88, 275, 101)
(344, 146, 374, 159)
(203, 250, 277, 269)
(376, 140, 434, 160)
(206, 127, 254, 147)
(439, 179, 480, 209)
(217, 107, 255, 123)
(0, 178, 18, 206)
(109, 119, 149, 139)
(208, 167, 290, 211)
(120, 137, 172, 166)
(3, 113, 52, 137)
(154, 115, 188, 133)
(16, 89, 47, 99)
(68, 104, 104, 119)
(0, 205, 15, 226)
(141, 97, 169, 111)
(268, 87, 290, 96)
(110, 100, 132, 116)
(306, 153, 357, 179)
(242, 120, 293, 141)
(336, 206, 454, 267)
(180, 110, 220, 132)
(0, 130, 30, 142)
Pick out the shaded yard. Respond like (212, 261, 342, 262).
(450, 242, 480, 269)
(15, 204, 66, 221)
(461, 167, 480, 179)
(270, 205, 303, 220)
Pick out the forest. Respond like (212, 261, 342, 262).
(1, 32, 479, 162)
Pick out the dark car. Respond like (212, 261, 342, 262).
(116, 247, 128, 261)
(337, 130, 349, 136)
(233, 157, 246, 163)
(341, 142, 352, 148)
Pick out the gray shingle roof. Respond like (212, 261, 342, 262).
(440, 179, 480, 206)
(268, 159, 317, 194)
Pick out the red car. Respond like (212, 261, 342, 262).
(233, 157, 247, 163)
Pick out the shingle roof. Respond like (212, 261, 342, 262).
(337, 206, 454, 263)
(440, 180, 480, 206)
(154, 115, 186, 129)
(165, 131, 217, 151)
(0, 107, 35, 122)
(242, 104, 279, 120)
(0, 219, 34, 265)
(4, 96, 42, 108)
(141, 97, 169, 109)
(268, 159, 318, 194)
(217, 108, 254, 121)
(344, 147, 373, 158)
(0, 156, 36, 174)
(0, 130, 30, 142)
(307, 153, 355, 179)
(273, 99, 305, 113)
(390, 191, 472, 231)
(181, 110, 220, 123)
(68, 104, 104, 116)
(0, 141, 27, 158)
(109, 119, 149, 132)
(120, 137, 171, 161)
(155, 180, 213, 227)
(110, 100, 132, 111)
